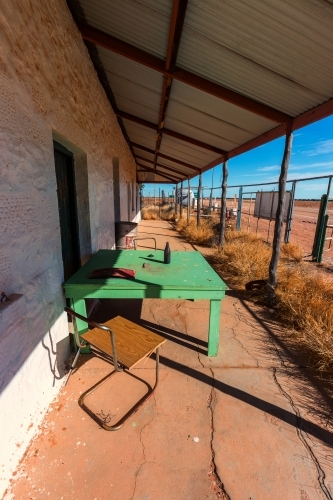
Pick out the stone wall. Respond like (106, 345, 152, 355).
(0, 0, 137, 494)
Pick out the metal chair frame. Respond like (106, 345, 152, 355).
(64, 306, 160, 431)
(133, 237, 157, 250)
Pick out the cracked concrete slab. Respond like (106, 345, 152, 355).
(5, 220, 333, 500)
(211, 367, 326, 500)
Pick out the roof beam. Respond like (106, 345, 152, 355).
(131, 143, 201, 171)
(136, 155, 186, 178)
(154, 0, 189, 169)
(137, 163, 179, 182)
(78, 23, 291, 124)
(196, 98, 333, 179)
(117, 109, 226, 155)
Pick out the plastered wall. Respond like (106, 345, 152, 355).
(0, 0, 137, 495)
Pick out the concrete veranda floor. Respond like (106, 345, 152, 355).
(5, 220, 333, 500)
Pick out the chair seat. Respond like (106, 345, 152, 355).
(81, 316, 166, 370)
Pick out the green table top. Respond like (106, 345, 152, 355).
(64, 249, 226, 292)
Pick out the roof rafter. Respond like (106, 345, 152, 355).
(137, 163, 179, 182)
(136, 155, 187, 178)
(117, 109, 226, 155)
(77, 23, 291, 124)
(131, 143, 201, 171)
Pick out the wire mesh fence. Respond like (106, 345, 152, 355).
(141, 174, 333, 265)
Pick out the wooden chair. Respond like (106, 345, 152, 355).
(64, 307, 166, 431)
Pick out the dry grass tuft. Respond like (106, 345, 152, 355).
(214, 230, 333, 370)
(176, 216, 215, 245)
(141, 206, 159, 220)
(215, 230, 271, 286)
(141, 205, 176, 221)
(280, 242, 304, 262)
(276, 268, 333, 370)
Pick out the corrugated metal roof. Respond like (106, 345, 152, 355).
(98, 48, 163, 94)
(98, 48, 163, 123)
(122, 120, 156, 149)
(132, 148, 154, 162)
(73, 0, 333, 183)
(160, 136, 218, 167)
(177, 0, 333, 116)
(168, 80, 275, 136)
(79, 0, 172, 58)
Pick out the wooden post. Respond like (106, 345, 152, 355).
(180, 181, 183, 219)
(218, 160, 228, 248)
(268, 127, 293, 303)
(187, 177, 190, 223)
(159, 187, 161, 218)
(208, 188, 213, 215)
(175, 184, 178, 214)
(197, 173, 202, 227)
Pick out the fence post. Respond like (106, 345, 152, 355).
(236, 187, 243, 231)
(268, 127, 293, 303)
(312, 194, 327, 260)
(209, 188, 213, 215)
(318, 214, 329, 263)
(284, 181, 296, 243)
(175, 184, 178, 215)
(180, 181, 183, 219)
(218, 160, 228, 248)
(197, 174, 202, 228)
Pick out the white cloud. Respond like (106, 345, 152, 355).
(256, 165, 279, 172)
(303, 140, 333, 156)
(265, 171, 333, 183)
(301, 183, 329, 191)
(243, 173, 267, 177)
(289, 161, 333, 170)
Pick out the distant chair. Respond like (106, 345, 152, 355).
(64, 307, 166, 430)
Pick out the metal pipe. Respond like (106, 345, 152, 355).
(219, 173, 333, 189)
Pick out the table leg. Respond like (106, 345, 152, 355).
(71, 298, 91, 354)
(207, 300, 221, 357)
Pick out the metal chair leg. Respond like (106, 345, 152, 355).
(78, 348, 160, 431)
(64, 348, 81, 386)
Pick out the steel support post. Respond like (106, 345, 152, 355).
(313, 194, 327, 260)
(284, 181, 296, 243)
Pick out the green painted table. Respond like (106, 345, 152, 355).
(63, 250, 227, 356)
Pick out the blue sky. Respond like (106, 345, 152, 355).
(143, 115, 333, 200)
